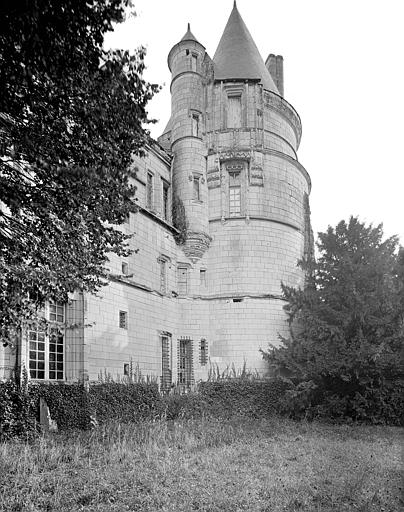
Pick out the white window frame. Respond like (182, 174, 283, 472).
(27, 301, 66, 381)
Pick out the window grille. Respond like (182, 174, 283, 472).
(161, 334, 172, 393)
(178, 337, 194, 389)
(119, 311, 128, 329)
(200, 338, 208, 366)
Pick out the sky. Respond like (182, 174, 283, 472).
(104, 0, 404, 245)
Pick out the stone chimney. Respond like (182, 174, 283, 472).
(265, 54, 284, 96)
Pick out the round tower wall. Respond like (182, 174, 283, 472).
(207, 297, 289, 373)
(169, 41, 209, 238)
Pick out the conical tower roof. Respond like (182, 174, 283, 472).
(180, 23, 202, 45)
(213, 2, 278, 93)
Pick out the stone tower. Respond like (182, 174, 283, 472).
(159, 2, 311, 373)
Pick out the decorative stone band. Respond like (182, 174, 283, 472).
(209, 215, 302, 232)
(183, 231, 213, 262)
(190, 292, 287, 301)
(263, 91, 302, 149)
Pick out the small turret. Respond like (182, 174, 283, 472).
(166, 24, 211, 262)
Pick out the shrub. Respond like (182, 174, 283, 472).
(89, 382, 161, 424)
(0, 375, 39, 440)
(36, 382, 91, 430)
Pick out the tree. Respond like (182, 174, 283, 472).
(262, 217, 404, 423)
(0, 0, 159, 345)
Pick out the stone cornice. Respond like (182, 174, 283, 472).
(138, 207, 179, 234)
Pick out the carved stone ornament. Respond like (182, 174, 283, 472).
(188, 174, 193, 181)
(219, 150, 250, 161)
(183, 231, 212, 262)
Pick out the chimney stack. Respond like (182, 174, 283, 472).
(265, 54, 284, 96)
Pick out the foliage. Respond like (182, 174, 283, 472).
(263, 217, 404, 424)
(36, 383, 91, 430)
(198, 378, 290, 419)
(0, 0, 159, 344)
(89, 382, 160, 424)
(171, 194, 188, 244)
(0, 371, 39, 440)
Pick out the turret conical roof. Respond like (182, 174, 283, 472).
(213, 2, 278, 93)
(180, 23, 201, 45)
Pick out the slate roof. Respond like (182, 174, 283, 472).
(213, 2, 278, 93)
(181, 23, 201, 45)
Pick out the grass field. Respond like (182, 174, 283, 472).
(1, 417, 402, 511)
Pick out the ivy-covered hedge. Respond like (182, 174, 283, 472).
(161, 379, 290, 420)
(199, 379, 290, 419)
(89, 382, 161, 424)
(36, 382, 91, 430)
(0, 379, 39, 440)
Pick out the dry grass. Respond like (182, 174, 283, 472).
(1, 417, 402, 511)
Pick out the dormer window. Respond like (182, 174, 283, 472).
(227, 95, 242, 128)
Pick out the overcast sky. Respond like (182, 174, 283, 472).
(104, 0, 403, 245)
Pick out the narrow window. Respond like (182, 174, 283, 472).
(122, 262, 129, 275)
(161, 334, 172, 393)
(48, 327, 64, 380)
(178, 337, 193, 389)
(191, 113, 199, 137)
(146, 172, 153, 209)
(178, 266, 188, 295)
(200, 269, 206, 286)
(229, 186, 241, 217)
(191, 54, 197, 72)
(160, 260, 167, 293)
(123, 363, 130, 376)
(227, 95, 242, 128)
(162, 181, 169, 220)
(28, 327, 46, 380)
(193, 175, 200, 201)
(119, 311, 128, 329)
(200, 338, 208, 366)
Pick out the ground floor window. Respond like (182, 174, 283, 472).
(178, 337, 194, 390)
(161, 333, 172, 393)
(27, 302, 65, 381)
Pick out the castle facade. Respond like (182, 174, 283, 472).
(0, 3, 312, 389)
